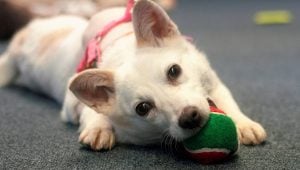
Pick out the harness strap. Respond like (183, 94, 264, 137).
(77, 0, 135, 72)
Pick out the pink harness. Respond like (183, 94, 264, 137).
(77, 0, 135, 72)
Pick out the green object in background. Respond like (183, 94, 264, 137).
(254, 10, 293, 25)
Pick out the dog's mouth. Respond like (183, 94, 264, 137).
(166, 126, 202, 143)
(161, 128, 201, 153)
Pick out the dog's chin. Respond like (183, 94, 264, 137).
(169, 127, 201, 142)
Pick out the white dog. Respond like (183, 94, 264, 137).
(0, 0, 266, 150)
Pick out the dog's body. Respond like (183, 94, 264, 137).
(0, 0, 266, 150)
(0, 0, 175, 39)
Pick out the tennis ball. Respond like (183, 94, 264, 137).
(183, 113, 239, 164)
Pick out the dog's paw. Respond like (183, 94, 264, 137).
(79, 127, 115, 150)
(236, 118, 267, 145)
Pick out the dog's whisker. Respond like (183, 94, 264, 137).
(164, 133, 171, 154)
(174, 137, 182, 154)
(161, 129, 170, 153)
(161, 132, 168, 152)
(161, 132, 178, 156)
(169, 135, 175, 156)
(168, 135, 174, 155)
(165, 134, 171, 154)
(172, 136, 178, 156)
(166, 134, 171, 154)
(172, 137, 177, 154)
(161, 131, 166, 150)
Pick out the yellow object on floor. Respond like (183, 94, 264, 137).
(254, 10, 293, 25)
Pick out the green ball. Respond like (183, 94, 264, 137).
(183, 113, 239, 164)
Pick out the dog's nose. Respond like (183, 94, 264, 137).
(178, 106, 202, 129)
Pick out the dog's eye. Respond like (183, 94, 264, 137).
(136, 102, 153, 116)
(167, 64, 181, 81)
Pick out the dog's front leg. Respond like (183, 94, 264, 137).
(79, 106, 115, 150)
(209, 81, 267, 145)
(68, 69, 117, 150)
(61, 90, 82, 124)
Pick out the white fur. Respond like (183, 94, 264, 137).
(0, 0, 266, 150)
(0, 53, 17, 87)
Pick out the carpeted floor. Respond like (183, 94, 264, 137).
(0, 0, 299, 169)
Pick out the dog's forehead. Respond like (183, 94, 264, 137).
(135, 45, 189, 67)
(115, 48, 183, 97)
(115, 41, 209, 95)
(117, 44, 205, 83)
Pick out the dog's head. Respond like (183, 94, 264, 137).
(70, 0, 215, 144)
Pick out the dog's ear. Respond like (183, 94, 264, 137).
(69, 69, 115, 114)
(133, 0, 180, 47)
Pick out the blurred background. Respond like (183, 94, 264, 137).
(0, 0, 299, 169)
